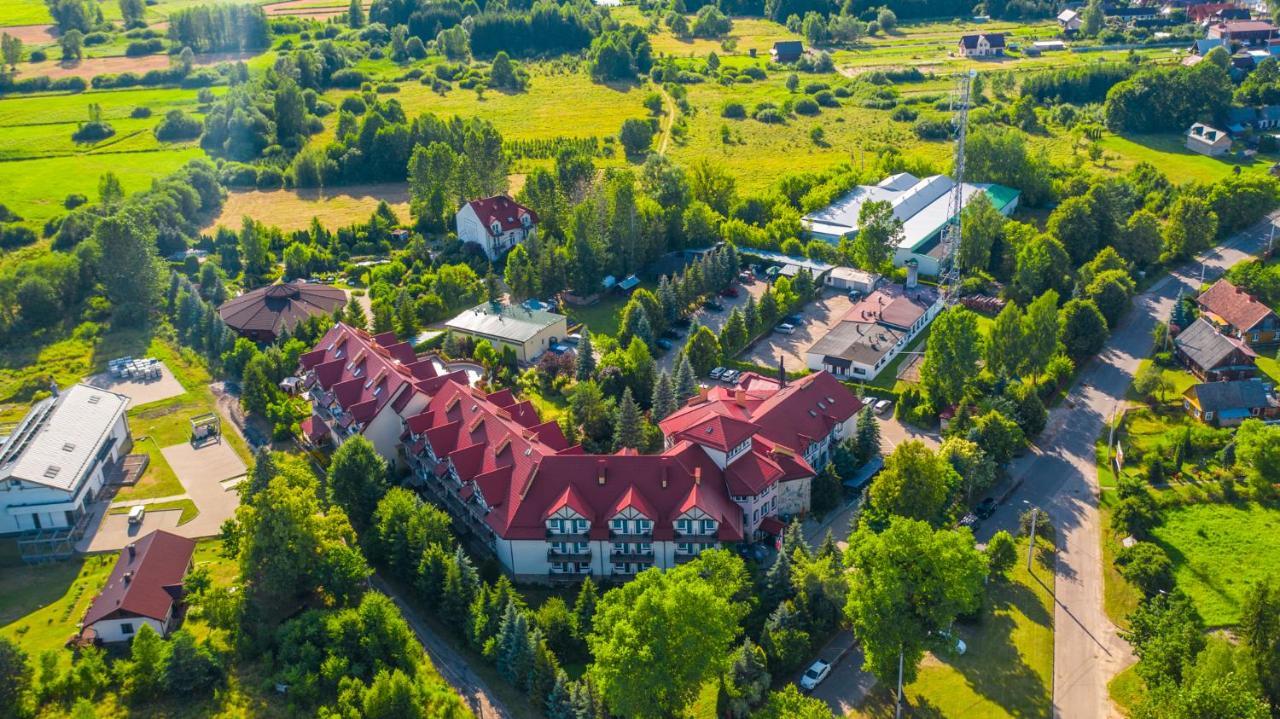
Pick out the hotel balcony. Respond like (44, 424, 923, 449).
(674, 531, 720, 543)
(546, 529, 591, 542)
(609, 530, 654, 542)
(674, 552, 700, 564)
(547, 548, 592, 562)
(609, 551, 655, 564)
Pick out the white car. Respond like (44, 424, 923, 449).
(775, 323, 796, 335)
(874, 399, 893, 415)
(799, 660, 831, 691)
(709, 367, 727, 380)
(128, 505, 146, 525)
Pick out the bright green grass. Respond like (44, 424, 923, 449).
(0, 0, 51, 26)
(109, 498, 199, 524)
(0, 552, 114, 668)
(1256, 355, 1280, 385)
(1108, 663, 1145, 715)
(1148, 501, 1280, 627)
(1099, 133, 1280, 184)
(322, 68, 650, 145)
(113, 441, 186, 501)
(0, 118, 200, 160)
(563, 279, 658, 338)
(0, 87, 218, 126)
(0, 147, 204, 225)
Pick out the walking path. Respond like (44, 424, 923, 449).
(977, 212, 1280, 719)
(372, 575, 514, 719)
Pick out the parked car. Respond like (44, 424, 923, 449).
(721, 369, 740, 384)
(775, 323, 796, 335)
(959, 513, 978, 528)
(800, 660, 832, 692)
(873, 399, 893, 415)
(128, 505, 146, 525)
(975, 497, 998, 520)
(563, 333, 582, 346)
(784, 313, 805, 326)
(673, 317, 693, 329)
(656, 338, 674, 351)
(703, 299, 725, 312)
(719, 285, 740, 298)
(739, 271, 755, 283)
(847, 290, 863, 301)
(862, 395, 880, 409)
(710, 367, 727, 380)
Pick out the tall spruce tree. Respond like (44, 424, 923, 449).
(575, 328, 596, 380)
(613, 388, 643, 450)
(652, 371, 677, 421)
(674, 352, 697, 400)
(572, 577, 599, 644)
(854, 407, 881, 464)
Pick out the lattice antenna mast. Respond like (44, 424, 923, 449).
(940, 69, 975, 303)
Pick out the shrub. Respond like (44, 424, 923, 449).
(71, 121, 115, 142)
(64, 194, 88, 209)
(255, 166, 284, 189)
(218, 163, 258, 188)
(794, 98, 820, 115)
(912, 118, 951, 140)
(340, 95, 366, 114)
(721, 101, 745, 118)
(0, 224, 36, 249)
(329, 69, 368, 88)
(742, 66, 766, 80)
(84, 32, 110, 46)
(29, 49, 47, 63)
(1115, 541, 1173, 595)
(890, 105, 917, 122)
(154, 110, 203, 141)
(754, 108, 784, 123)
(125, 39, 165, 57)
(814, 90, 838, 107)
(130, 106, 152, 118)
(376, 83, 399, 93)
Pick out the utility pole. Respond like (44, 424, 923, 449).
(1027, 507, 1039, 572)
(895, 647, 905, 719)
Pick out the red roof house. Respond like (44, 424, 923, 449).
(82, 530, 196, 643)
(1196, 279, 1280, 347)
(455, 196, 539, 260)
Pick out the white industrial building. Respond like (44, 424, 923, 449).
(0, 384, 131, 535)
(801, 173, 1020, 277)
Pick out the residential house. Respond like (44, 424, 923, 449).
(81, 530, 196, 643)
(444, 301, 569, 363)
(1058, 9, 1082, 31)
(0, 384, 131, 535)
(455, 196, 538, 260)
(801, 172, 1020, 276)
(1208, 20, 1278, 45)
(1195, 278, 1280, 347)
(957, 33, 1006, 57)
(299, 324, 866, 582)
(805, 280, 943, 381)
(1182, 379, 1280, 425)
(217, 282, 347, 343)
(1174, 317, 1259, 380)
(771, 40, 804, 63)
(1186, 123, 1232, 155)
(1188, 3, 1244, 23)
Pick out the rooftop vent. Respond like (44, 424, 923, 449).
(62, 443, 75, 452)
(43, 465, 61, 479)
(87, 395, 101, 405)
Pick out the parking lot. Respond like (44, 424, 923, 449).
(740, 288, 855, 373)
(656, 277, 769, 372)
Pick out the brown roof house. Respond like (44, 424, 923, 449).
(1173, 317, 1259, 381)
(82, 530, 196, 643)
(1196, 278, 1280, 348)
(218, 282, 347, 343)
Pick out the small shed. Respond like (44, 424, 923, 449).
(771, 41, 804, 63)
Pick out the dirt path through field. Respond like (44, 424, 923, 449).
(21, 50, 256, 80)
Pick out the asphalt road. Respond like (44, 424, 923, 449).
(976, 213, 1280, 719)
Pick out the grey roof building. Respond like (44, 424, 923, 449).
(445, 302, 569, 362)
(1174, 317, 1258, 380)
(1183, 379, 1279, 425)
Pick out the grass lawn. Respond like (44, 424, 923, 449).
(109, 498, 199, 525)
(1108, 663, 1144, 716)
(563, 280, 658, 338)
(851, 536, 1055, 718)
(0, 552, 114, 667)
(209, 183, 412, 233)
(0, 0, 51, 25)
(1148, 501, 1280, 627)
(1256, 355, 1280, 385)
(1098, 132, 1280, 184)
(113, 440, 185, 501)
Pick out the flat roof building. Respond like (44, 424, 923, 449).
(445, 302, 569, 363)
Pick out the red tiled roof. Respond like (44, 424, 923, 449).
(759, 516, 786, 535)
(1197, 279, 1277, 333)
(464, 195, 539, 234)
(669, 413, 760, 452)
(724, 447, 786, 496)
(1188, 3, 1237, 21)
(304, 323, 418, 428)
(83, 530, 195, 627)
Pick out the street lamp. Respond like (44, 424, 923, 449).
(1022, 500, 1039, 572)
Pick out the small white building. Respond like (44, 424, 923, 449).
(824, 267, 881, 294)
(1057, 9, 1081, 32)
(82, 530, 195, 642)
(455, 196, 539, 261)
(445, 302, 569, 363)
(0, 384, 131, 535)
(1186, 123, 1232, 156)
(957, 32, 1006, 57)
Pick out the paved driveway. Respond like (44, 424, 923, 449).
(974, 212, 1280, 719)
(84, 363, 186, 407)
(796, 630, 877, 715)
(741, 289, 855, 371)
(80, 507, 183, 552)
(158, 441, 245, 537)
(657, 279, 768, 372)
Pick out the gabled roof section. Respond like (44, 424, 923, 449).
(669, 413, 760, 452)
(463, 195, 539, 233)
(1197, 279, 1277, 333)
(1176, 317, 1258, 369)
(0, 384, 129, 492)
(83, 530, 195, 627)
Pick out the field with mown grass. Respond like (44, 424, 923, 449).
(0, 0, 51, 27)
(209, 183, 413, 233)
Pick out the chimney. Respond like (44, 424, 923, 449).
(49, 381, 59, 397)
(906, 259, 919, 289)
(597, 460, 607, 485)
(735, 390, 748, 407)
(127, 542, 136, 558)
(123, 571, 133, 584)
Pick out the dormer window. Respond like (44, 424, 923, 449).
(372, 385, 383, 397)
(490, 221, 502, 235)
(364, 379, 373, 389)
(520, 213, 531, 227)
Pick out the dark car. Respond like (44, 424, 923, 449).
(661, 329, 679, 340)
(656, 338, 674, 351)
(975, 497, 998, 520)
(784, 313, 805, 326)
(673, 317, 693, 329)
(719, 286, 740, 298)
(703, 300, 725, 312)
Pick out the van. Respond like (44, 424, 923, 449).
(128, 505, 146, 525)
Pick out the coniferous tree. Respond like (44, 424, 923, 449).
(674, 353, 697, 400)
(495, 603, 526, 686)
(575, 328, 596, 380)
(571, 577, 599, 645)
(529, 631, 560, 704)
(651, 371, 677, 421)
(853, 407, 881, 464)
(816, 530, 842, 569)
(347, 0, 364, 26)
(761, 548, 793, 612)
(614, 388, 643, 450)
(781, 519, 810, 561)
(546, 670, 576, 719)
